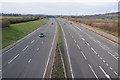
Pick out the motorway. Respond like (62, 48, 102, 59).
(57, 18, 118, 79)
(2, 18, 57, 78)
(1, 18, 119, 79)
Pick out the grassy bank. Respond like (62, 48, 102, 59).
(2, 18, 47, 48)
(52, 23, 65, 78)
(68, 18, 118, 37)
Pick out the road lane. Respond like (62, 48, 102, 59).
(2, 19, 52, 68)
(58, 19, 98, 78)
(64, 19, 118, 54)
(70, 22, 118, 73)
(65, 19, 118, 70)
(2, 18, 58, 78)
(58, 18, 118, 78)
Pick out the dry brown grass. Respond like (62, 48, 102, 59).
(68, 18, 119, 37)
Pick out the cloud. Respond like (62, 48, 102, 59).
(1, 2, 118, 15)
(0, 0, 119, 2)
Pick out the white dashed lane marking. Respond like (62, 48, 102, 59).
(90, 47, 116, 75)
(74, 40, 76, 43)
(8, 54, 19, 64)
(72, 36, 74, 38)
(114, 71, 118, 75)
(85, 41, 90, 46)
(106, 63, 109, 66)
(81, 38, 85, 41)
(98, 55, 100, 57)
(81, 51, 87, 60)
(31, 40, 35, 44)
(72, 23, 118, 77)
(109, 67, 113, 70)
(103, 60, 105, 63)
(37, 48, 39, 51)
(99, 66, 111, 79)
(91, 47, 97, 54)
(22, 45, 29, 51)
(77, 44, 80, 49)
(100, 57, 102, 60)
(28, 59, 32, 63)
(88, 64, 99, 79)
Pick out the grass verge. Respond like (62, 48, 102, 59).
(51, 22, 65, 78)
(2, 18, 47, 48)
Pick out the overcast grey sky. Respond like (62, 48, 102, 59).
(1, 1, 118, 15)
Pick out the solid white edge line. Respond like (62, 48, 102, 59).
(8, 54, 19, 64)
(81, 51, 87, 60)
(88, 64, 99, 80)
(99, 66, 111, 80)
(49, 44, 56, 78)
(59, 47, 67, 78)
(42, 19, 57, 79)
(60, 22, 74, 78)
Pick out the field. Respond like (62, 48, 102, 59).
(1, 15, 47, 29)
(2, 18, 47, 48)
(0, 16, 36, 19)
(69, 18, 118, 37)
(0, 16, 22, 19)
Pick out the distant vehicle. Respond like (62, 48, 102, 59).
(64, 23, 66, 25)
(70, 23, 72, 24)
(39, 33, 46, 37)
(51, 23, 53, 25)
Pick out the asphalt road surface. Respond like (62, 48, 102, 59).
(57, 18, 118, 79)
(1, 18, 119, 79)
(2, 18, 57, 78)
